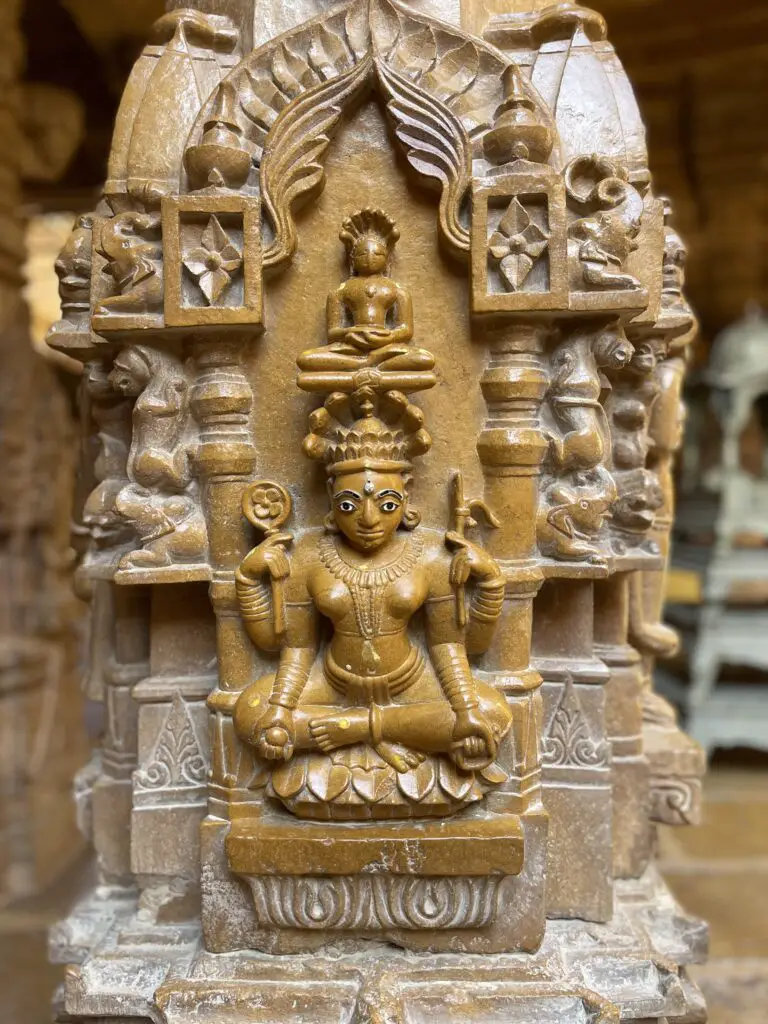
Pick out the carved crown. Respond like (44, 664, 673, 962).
(304, 391, 431, 475)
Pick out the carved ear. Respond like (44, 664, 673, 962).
(402, 504, 421, 531)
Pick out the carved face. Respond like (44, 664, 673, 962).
(594, 327, 634, 371)
(109, 350, 148, 397)
(662, 228, 686, 296)
(630, 338, 663, 374)
(330, 469, 407, 552)
(352, 236, 388, 276)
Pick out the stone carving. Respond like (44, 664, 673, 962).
(542, 676, 610, 769)
(134, 692, 208, 800)
(566, 156, 645, 293)
(195, 0, 552, 268)
(182, 215, 243, 306)
(648, 778, 699, 828)
(297, 208, 435, 382)
(489, 196, 550, 293)
(53, 214, 93, 328)
(234, 241, 512, 819)
(538, 324, 634, 562)
(108, 346, 208, 572)
(537, 466, 617, 563)
(95, 211, 164, 318)
(80, 362, 134, 564)
(48, 0, 710, 1015)
(246, 875, 500, 931)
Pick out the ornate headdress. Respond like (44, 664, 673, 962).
(303, 389, 431, 477)
(340, 208, 400, 258)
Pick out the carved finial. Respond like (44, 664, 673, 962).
(483, 65, 553, 167)
(184, 81, 251, 191)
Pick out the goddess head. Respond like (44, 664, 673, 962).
(340, 208, 400, 277)
(304, 391, 430, 552)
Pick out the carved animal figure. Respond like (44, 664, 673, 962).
(548, 324, 634, 472)
(95, 211, 163, 316)
(537, 466, 617, 562)
(566, 156, 645, 292)
(54, 214, 93, 322)
(108, 346, 206, 570)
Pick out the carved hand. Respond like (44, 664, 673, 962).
(451, 708, 497, 771)
(256, 704, 296, 761)
(239, 532, 292, 581)
(446, 532, 502, 585)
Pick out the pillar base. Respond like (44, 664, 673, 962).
(53, 866, 706, 1024)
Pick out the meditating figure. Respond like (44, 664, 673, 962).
(297, 208, 436, 378)
(233, 393, 513, 821)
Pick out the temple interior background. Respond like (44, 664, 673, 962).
(2, 0, 768, 1021)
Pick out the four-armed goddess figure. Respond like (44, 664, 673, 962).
(233, 212, 513, 821)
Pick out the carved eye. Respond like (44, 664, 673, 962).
(380, 501, 400, 513)
(580, 500, 590, 510)
(337, 501, 357, 514)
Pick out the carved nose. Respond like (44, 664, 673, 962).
(360, 500, 379, 527)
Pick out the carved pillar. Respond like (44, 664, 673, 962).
(190, 337, 257, 817)
(477, 322, 549, 800)
(51, 1, 710, 1020)
(594, 572, 651, 878)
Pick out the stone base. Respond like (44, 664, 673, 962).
(52, 867, 707, 1023)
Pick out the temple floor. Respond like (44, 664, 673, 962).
(3, 765, 767, 1024)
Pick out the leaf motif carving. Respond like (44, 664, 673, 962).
(376, 58, 471, 256)
(421, 41, 479, 104)
(261, 56, 372, 268)
(308, 23, 355, 80)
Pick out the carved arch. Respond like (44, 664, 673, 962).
(185, 0, 557, 268)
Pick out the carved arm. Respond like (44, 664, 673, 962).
(465, 577, 506, 658)
(390, 286, 414, 343)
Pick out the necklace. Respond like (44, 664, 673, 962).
(319, 532, 424, 675)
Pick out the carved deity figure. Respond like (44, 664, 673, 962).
(297, 208, 435, 383)
(108, 346, 207, 569)
(95, 211, 163, 316)
(234, 390, 512, 820)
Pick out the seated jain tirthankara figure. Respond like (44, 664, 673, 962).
(49, 1, 708, 1020)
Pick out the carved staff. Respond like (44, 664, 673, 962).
(450, 471, 501, 627)
(242, 481, 292, 637)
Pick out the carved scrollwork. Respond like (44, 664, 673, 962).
(542, 676, 610, 769)
(649, 777, 701, 827)
(134, 692, 208, 803)
(246, 874, 500, 930)
(187, 0, 552, 269)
